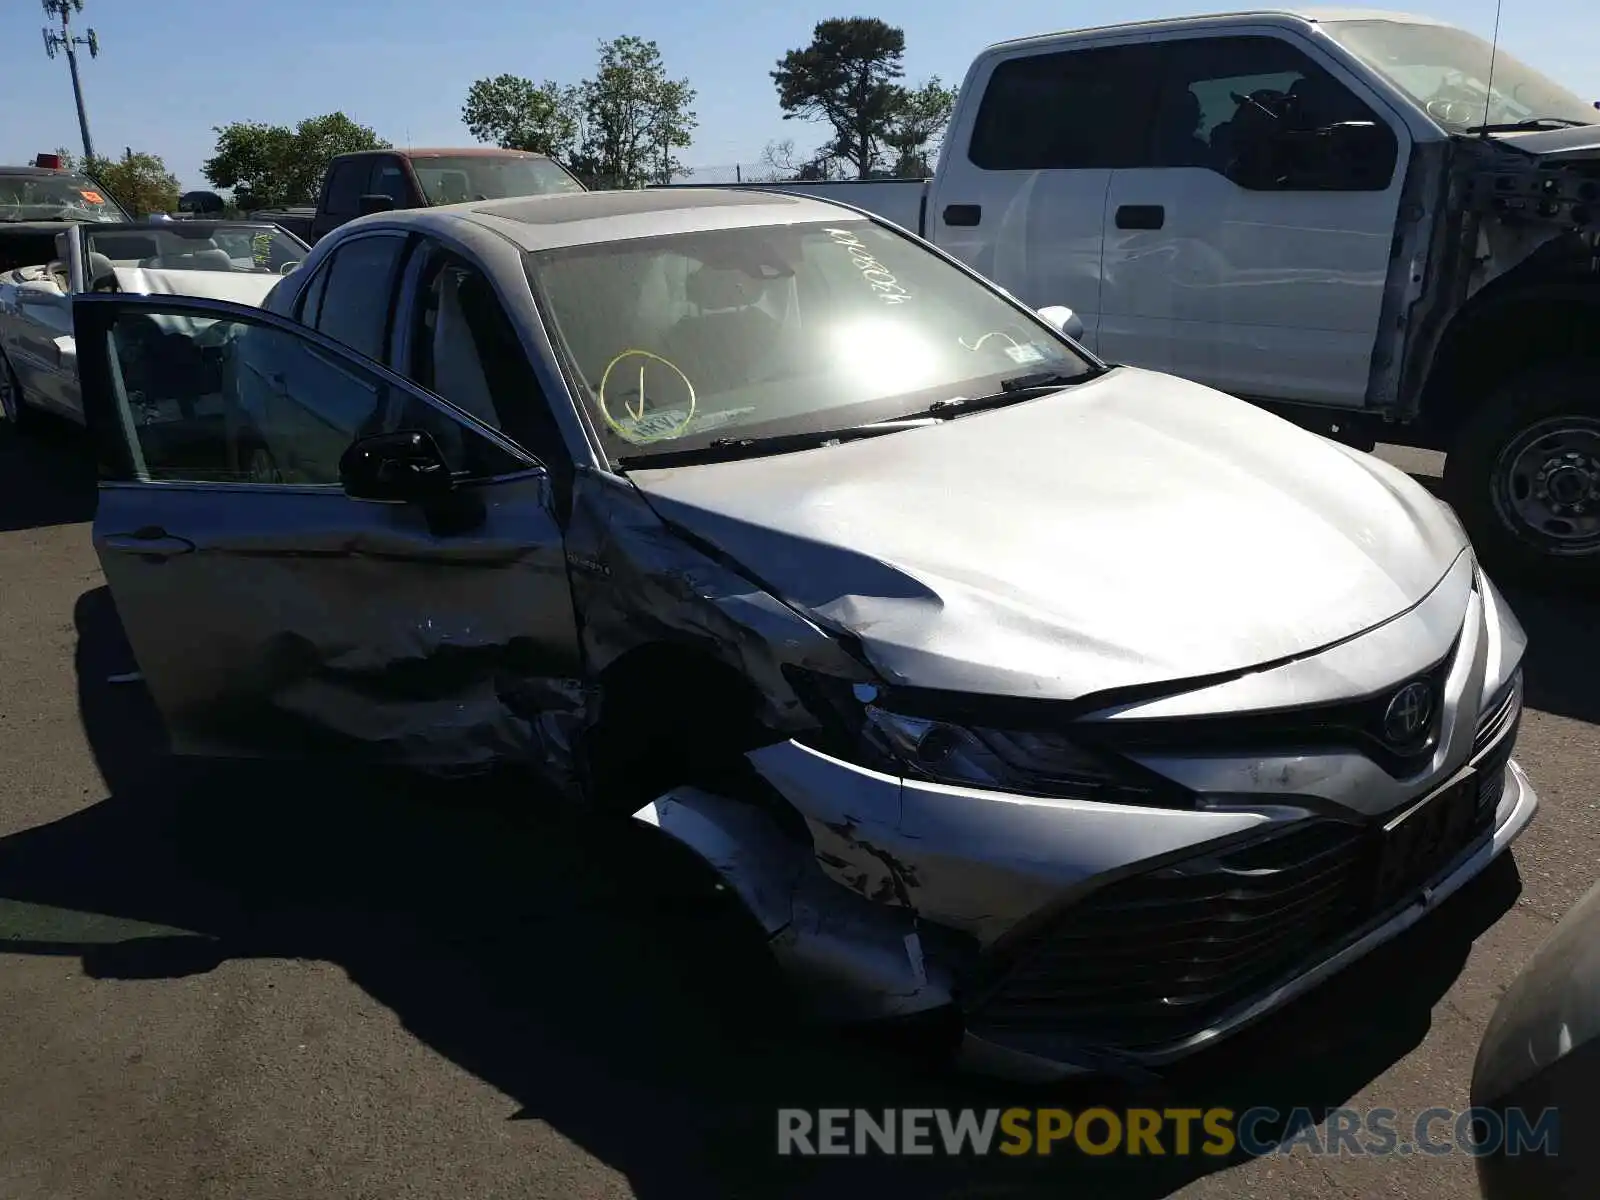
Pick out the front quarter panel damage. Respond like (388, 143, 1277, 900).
(565, 469, 873, 737)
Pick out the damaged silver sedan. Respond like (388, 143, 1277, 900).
(71, 188, 1537, 1080)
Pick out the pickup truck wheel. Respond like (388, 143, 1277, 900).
(1444, 363, 1600, 587)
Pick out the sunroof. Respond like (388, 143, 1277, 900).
(478, 188, 800, 225)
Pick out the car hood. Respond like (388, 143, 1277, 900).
(627, 368, 1469, 702)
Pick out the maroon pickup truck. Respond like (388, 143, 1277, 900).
(304, 147, 585, 244)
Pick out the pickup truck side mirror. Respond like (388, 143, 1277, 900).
(339, 430, 453, 503)
(358, 193, 397, 216)
(1229, 119, 1395, 191)
(1037, 305, 1085, 341)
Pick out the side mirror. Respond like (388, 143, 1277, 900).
(1037, 305, 1085, 341)
(279, 261, 301, 274)
(339, 430, 454, 503)
(358, 193, 397, 216)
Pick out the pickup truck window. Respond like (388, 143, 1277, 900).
(969, 44, 1159, 171)
(370, 159, 411, 205)
(410, 156, 584, 204)
(1322, 19, 1597, 132)
(1154, 36, 1398, 190)
(322, 161, 367, 220)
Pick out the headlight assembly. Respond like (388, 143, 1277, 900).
(784, 667, 1183, 805)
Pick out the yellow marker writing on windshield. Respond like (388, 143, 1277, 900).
(597, 349, 696, 442)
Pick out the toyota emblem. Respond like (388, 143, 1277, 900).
(1382, 681, 1434, 746)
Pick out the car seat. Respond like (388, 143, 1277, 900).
(658, 265, 784, 396)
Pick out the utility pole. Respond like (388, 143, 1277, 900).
(41, 0, 100, 164)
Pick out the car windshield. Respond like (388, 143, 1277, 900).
(1323, 19, 1597, 131)
(528, 218, 1094, 462)
(0, 172, 126, 223)
(412, 156, 585, 204)
(84, 223, 307, 275)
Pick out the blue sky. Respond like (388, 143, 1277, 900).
(2, 0, 1595, 191)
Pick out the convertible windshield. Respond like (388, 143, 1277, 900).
(1323, 19, 1597, 132)
(0, 171, 126, 223)
(529, 219, 1094, 461)
(412, 155, 585, 204)
(84, 223, 307, 275)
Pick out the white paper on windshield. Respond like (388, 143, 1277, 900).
(613, 406, 758, 444)
(1004, 343, 1047, 365)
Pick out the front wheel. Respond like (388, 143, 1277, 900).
(1443, 362, 1600, 589)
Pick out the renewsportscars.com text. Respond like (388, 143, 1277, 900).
(776, 1106, 1560, 1158)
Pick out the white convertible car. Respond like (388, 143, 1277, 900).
(0, 219, 307, 428)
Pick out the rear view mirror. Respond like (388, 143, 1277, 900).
(358, 193, 397, 216)
(339, 430, 453, 504)
(1037, 305, 1085, 341)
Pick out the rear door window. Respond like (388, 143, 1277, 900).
(968, 44, 1161, 170)
(309, 233, 409, 362)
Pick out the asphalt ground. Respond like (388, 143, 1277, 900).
(1, 420, 1596, 1200)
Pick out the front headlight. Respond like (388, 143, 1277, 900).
(784, 667, 1179, 803)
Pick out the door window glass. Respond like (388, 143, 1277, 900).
(1152, 36, 1399, 188)
(409, 250, 567, 464)
(323, 162, 366, 218)
(369, 160, 411, 205)
(312, 234, 407, 361)
(968, 45, 1160, 170)
(96, 309, 529, 486)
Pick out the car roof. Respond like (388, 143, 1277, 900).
(984, 7, 1450, 52)
(332, 147, 557, 161)
(352, 187, 871, 252)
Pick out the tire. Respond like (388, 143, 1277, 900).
(0, 351, 38, 433)
(1443, 361, 1600, 590)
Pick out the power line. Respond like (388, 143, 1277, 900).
(41, 0, 101, 163)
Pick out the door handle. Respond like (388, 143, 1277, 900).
(1115, 204, 1165, 230)
(943, 204, 982, 227)
(101, 527, 197, 560)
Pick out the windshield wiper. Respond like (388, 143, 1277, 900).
(614, 418, 936, 469)
(906, 367, 1105, 419)
(1467, 117, 1593, 133)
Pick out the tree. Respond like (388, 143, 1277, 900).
(772, 18, 906, 179)
(884, 76, 958, 178)
(461, 38, 696, 189)
(56, 146, 179, 215)
(462, 74, 579, 158)
(576, 36, 697, 187)
(202, 113, 389, 210)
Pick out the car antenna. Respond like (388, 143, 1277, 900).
(1479, 0, 1504, 137)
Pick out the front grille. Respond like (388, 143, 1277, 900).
(1084, 644, 1459, 779)
(967, 685, 1525, 1054)
(965, 819, 1368, 1050)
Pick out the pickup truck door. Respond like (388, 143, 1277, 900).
(1097, 31, 1409, 405)
(71, 292, 583, 769)
(925, 39, 1158, 354)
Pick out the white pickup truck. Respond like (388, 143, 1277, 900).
(688, 8, 1600, 585)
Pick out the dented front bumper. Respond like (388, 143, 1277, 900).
(636, 739, 1538, 1081)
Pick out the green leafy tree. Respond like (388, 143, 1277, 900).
(202, 113, 389, 210)
(575, 36, 697, 187)
(772, 18, 906, 179)
(462, 74, 580, 158)
(56, 146, 179, 215)
(884, 76, 958, 178)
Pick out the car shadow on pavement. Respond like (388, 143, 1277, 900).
(0, 417, 98, 533)
(0, 584, 1526, 1199)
